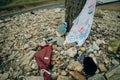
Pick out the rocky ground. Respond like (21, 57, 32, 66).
(0, 7, 120, 80)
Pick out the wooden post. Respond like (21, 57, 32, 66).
(65, 0, 86, 32)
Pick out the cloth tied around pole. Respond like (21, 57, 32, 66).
(34, 45, 52, 80)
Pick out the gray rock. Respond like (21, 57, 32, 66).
(0, 7, 120, 80)
(54, 8, 61, 13)
(12, 71, 21, 78)
(96, 39, 106, 45)
(93, 42, 100, 50)
(24, 34, 32, 39)
(18, 75, 25, 80)
(61, 71, 67, 76)
(105, 65, 120, 80)
(57, 37, 64, 46)
(31, 62, 38, 70)
(69, 71, 86, 80)
(98, 62, 107, 72)
(56, 31, 62, 37)
(87, 48, 94, 54)
(66, 47, 77, 57)
(111, 60, 119, 65)
(0, 24, 4, 29)
(0, 37, 5, 43)
(20, 44, 29, 50)
(28, 41, 37, 49)
(40, 41, 46, 46)
(0, 72, 9, 80)
(25, 72, 31, 76)
(20, 51, 36, 66)
(88, 73, 106, 80)
(57, 75, 70, 80)
(0, 20, 3, 23)
(25, 76, 44, 80)
(67, 61, 83, 72)
(52, 72, 59, 79)
(8, 52, 17, 61)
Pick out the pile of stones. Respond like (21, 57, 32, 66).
(0, 7, 120, 80)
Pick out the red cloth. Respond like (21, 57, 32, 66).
(34, 45, 52, 80)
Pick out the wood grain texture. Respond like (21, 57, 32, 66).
(65, 0, 86, 32)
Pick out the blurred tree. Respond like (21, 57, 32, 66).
(65, 0, 86, 32)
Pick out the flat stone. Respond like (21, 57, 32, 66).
(66, 47, 77, 57)
(52, 45, 58, 50)
(26, 72, 31, 76)
(28, 41, 37, 49)
(87, 48, 94, 54)
(105, 65, 120, 80)
(52, 72, 59, 80)
(54, 8, 61, 12)
(20, 51, 36, 66)
(8, 53, 17, 61)
(93, 42, 100, 50)
(88, 73, 106, 80)
(111, 60, 119, 65)
(56, 31, 62, 37)
(31, 63, 38, 70)
(0, 20, 3, 23)
(96, 39, 106, 45)
(92, 57, 97, 64)
(67, 61, 83, 72)
(40, 41, 46, 46)
(61, 71, 67, 76)
(0, 37, 5, 43)
(57, 37, 64, 46)
(98, 62, 107, 72)
(24, 34, 32, 39)
(0, 72, 9, 80)
(25, 76, 44, 80)
(89, 53, 95, 58)
(12, 71, 22, 78)
(23, 44, 29, 49)
(69, 71, 86, 80)
(59, 64, 67, 70)
(57, 75, 70, 80)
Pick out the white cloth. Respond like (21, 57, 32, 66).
(66, 0, 96, 46)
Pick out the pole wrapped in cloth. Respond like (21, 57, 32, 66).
(66, 0, 96, 46)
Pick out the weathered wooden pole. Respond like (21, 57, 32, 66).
(65, 0, 86, 32)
